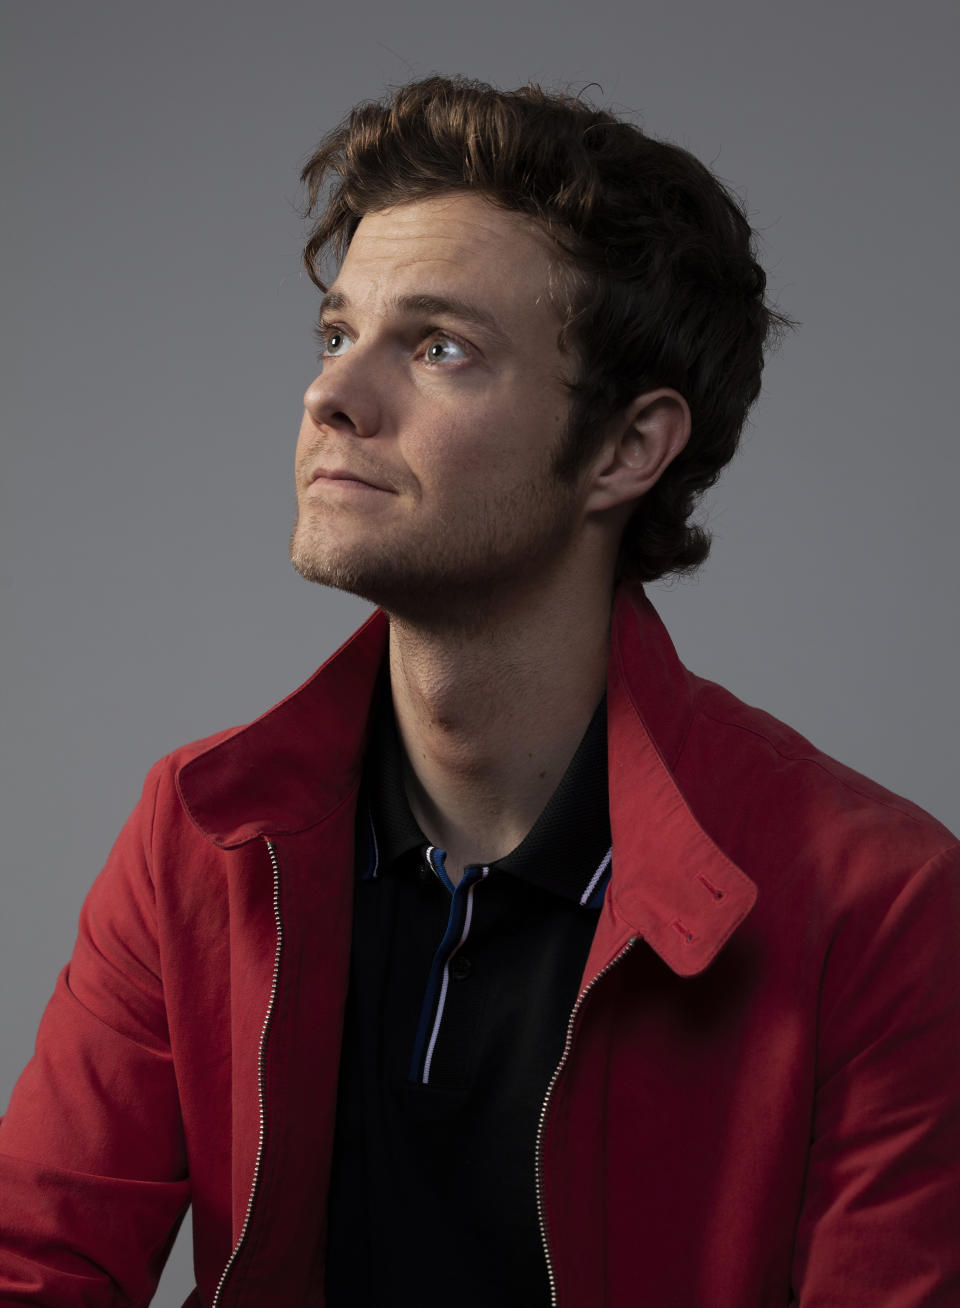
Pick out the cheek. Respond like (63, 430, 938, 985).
(406, 379, 568, 489)
(419, 414, 515, 489)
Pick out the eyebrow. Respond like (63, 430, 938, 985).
(318, 289, 511, 348)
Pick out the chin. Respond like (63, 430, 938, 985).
(290, 534, 419, 608)
(289, 504, 580, 625)
(289, 538, 496, 629)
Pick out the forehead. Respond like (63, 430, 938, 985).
(333, 192, 563, 331)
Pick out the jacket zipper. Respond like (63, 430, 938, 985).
(210, 837, 284, 1308)
(535, 937, 638, 1308)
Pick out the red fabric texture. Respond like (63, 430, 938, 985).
(1, 583, 958, 1306)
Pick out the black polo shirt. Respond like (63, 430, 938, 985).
(324, 682, 612, 1307)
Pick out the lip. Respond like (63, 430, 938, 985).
(307, 467, 392, 493)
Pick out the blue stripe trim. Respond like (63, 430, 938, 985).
(408, 848, 461, 1081)
(408, 851, 487, 1084)
(422, 866, 489, 1083)
(430, 845, 458, 895)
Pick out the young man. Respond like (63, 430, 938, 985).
(1, 76, 958, 1307)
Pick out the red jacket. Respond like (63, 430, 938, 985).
(2, 583, 959, 1306)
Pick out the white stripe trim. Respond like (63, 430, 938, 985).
(422, 866, 489, 1084)
(368, 810, 380, 877)
(580, 846, 612, 907)
(425, 845, 439, 882)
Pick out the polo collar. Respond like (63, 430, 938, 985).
(363, 675, 611, 908)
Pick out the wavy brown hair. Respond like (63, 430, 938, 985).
(300, 75, 792, 583)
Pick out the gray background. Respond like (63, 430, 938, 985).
(3, 1, 958, 1302)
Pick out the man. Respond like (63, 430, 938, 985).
(1, 74, 958, 1307)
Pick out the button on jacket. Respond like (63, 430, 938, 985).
(1, 582, 959, 1306)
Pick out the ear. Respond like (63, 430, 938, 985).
(582, 388, 691, 516)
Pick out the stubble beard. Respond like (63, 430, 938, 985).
(288, 467, 582, 628)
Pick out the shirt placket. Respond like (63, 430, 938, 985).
(408, 848, 490, 1087)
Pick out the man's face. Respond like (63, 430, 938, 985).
(290, 191, 588, 619)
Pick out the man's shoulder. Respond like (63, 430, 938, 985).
(140, 721, 248, 796)
(130, 722, 254, 844)
(691, 672, 943, 821)
(680, 671, 958, 882)
(613, 585, 956, 867)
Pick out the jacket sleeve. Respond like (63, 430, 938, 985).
(0, 762, 191, 1307)
(791, 841, 960, 1306)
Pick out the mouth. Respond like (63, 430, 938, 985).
(307, 467, 394, 494)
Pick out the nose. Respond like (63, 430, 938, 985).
(302, 352, 381, 439)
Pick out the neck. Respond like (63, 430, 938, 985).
(387, 570, 616, 884)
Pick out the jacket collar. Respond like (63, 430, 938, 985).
(605, 585, 758, 976)
(176, 610, 388, 849)
(177, 582, 756, 975)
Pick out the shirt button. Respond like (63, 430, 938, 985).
(450, 955, 472, 981)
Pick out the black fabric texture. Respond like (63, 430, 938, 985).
(324, 679, 612, 1307)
